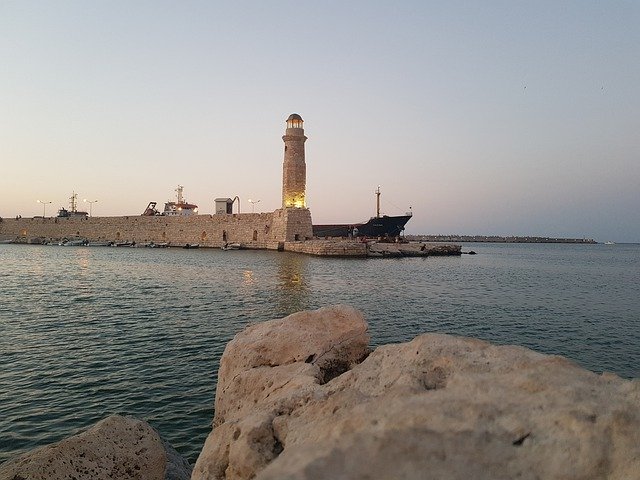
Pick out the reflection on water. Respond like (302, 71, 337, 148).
(275, 253, 310, 316)
(73, 248, 90, 271)
(0, 243, 638, 466)
(242, 270, 255, 286)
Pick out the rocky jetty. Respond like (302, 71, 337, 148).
(368, 241, 462, 257)
(193, 305, 640, 480)
(0, 415, 191, 480)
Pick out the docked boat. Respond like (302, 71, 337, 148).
(139, 241, 168, 248)
(114, 241, 134, 247)
(221, 242, 242, 251)
(59, 239, 87, 246)
(57, 192, 88, 218)
(142, 185, 198, 216)
(313, 186, 412, 238)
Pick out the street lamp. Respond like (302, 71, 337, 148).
(248, 198, 261, 213)
(37, 200, 52, 217)
(84, 199, 98, 217)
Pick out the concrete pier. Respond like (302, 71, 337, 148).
(284, 239, 461, 257)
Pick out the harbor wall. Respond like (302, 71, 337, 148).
(0, 208, 314, 249)
(283, 239, 368, 257)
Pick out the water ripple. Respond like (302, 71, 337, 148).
(0, 243, 638, 464)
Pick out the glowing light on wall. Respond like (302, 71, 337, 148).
(284, 195, 306, 208)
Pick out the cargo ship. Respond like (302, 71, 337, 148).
(313, 186, 412, 238)
(142, 185, 199, 216)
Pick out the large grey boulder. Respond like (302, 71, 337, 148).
(193, 305, 640, 480)
(0, 415, 191, 480)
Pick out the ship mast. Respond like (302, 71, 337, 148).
(375, 185, 381, 218)
(70, 191, 78, 213)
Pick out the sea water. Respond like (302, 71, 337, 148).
(1, 242, 638, 464)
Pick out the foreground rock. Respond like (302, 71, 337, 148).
(0, 415, 191, 480)
(193, 305, 640, 480)
(193, 305, 370, 479)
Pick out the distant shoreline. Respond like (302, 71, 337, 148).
(406, 235, 597, 244)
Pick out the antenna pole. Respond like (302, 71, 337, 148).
(70, 191, 78, 212)
(376, 185, 381, 218)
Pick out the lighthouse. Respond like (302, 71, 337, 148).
(282, 113, 307, 208)
(272, 113, 313, 242)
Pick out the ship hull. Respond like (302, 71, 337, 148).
(313, 214, 412, 238)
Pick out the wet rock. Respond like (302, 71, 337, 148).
(0, 415, 191, 480)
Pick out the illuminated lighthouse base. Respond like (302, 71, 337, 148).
(271, 207, 313, 242)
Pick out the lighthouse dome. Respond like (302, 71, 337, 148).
(286, 113, 304, 129)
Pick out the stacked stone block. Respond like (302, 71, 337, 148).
(284, 239, 367, 257)
(0, 212, 309, 250)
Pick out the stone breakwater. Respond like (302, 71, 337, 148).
(408, 234, 598, 244)
(284, 239, 462, 257)
(5, 305, 637, 479)
(0, 214, 461, 257)
(0, 209, 313, 250)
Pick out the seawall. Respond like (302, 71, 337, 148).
(0, 208, 314, 250)
(283, 239, 367, 256)
(0, 211, 462, 258)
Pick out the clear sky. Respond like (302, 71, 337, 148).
(1, 1, 638, 242)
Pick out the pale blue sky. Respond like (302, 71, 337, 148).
(1, 1, 638, 241)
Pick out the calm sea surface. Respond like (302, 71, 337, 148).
(1, 242, 639, 464)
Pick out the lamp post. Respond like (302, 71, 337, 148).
(37, 200, 52, 217)
(84, 199, 98, 217)
(248, 198, 261, 213)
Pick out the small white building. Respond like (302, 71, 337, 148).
(215, 198, 235, 215)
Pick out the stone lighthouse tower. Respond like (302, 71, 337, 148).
(282, 113, 307, 208)
(272, 113, 313, 243)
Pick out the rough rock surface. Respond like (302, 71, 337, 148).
(193, 305, 640, 480)
(0, 415, 191, 480)
(193, 305, 370, 479)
